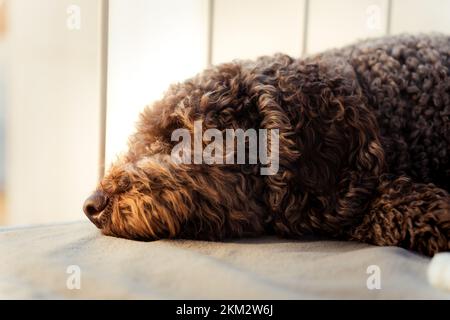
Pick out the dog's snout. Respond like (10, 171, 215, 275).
(83, 192, 109, 225)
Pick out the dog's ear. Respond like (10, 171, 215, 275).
(251, 56, 386, 235)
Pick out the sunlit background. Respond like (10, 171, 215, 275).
(0, 0, 448, 226)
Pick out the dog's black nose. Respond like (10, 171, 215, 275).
(83, 191, 109, 220)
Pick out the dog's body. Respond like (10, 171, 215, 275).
(84, 34, 450, 256)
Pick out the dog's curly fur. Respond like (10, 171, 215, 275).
(86, 34, 450, 256)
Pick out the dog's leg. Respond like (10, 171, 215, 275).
(347, 175, 450, 256)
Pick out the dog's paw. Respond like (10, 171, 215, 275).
(427, 253, 450, 291)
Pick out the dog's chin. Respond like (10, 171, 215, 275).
(99, 223, 154, 241)
(88, 215, 104, 229)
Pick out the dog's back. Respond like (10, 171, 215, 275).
(340, 34, 450, 189)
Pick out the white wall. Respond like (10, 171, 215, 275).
(6, 0, 105, 224)
(391, 0, 450, 35)
(212, 0, 306, 64)
(306, 0, 390, 54)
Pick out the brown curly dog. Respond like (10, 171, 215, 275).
(84, 34, 450, 256)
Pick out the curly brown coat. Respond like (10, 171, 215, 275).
(84, 34, 450, 256)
